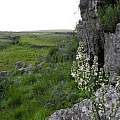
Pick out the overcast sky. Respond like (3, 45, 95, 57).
(0, 0, 80, 31)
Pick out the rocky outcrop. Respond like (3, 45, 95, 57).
(77, 0, 120, 85)
(77, 0, 104, 69)
(77, 21, 120, 85)
(47, 0, 120, 119)
(47, 99, 93, 120)
(104, 23, 120, 85)
(47, 85, 120, 120)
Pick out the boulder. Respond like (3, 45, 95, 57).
(15, 61, 32, 74)
(18, 68, 28, 74)
(15, 61, 25, 69)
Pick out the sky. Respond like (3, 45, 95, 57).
(0, 0, 80, 31)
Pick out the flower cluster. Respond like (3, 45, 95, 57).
(70, 39, 120, 119)
(71, 41, 108, 93)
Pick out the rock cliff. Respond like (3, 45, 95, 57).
(78, 0, 120, 85)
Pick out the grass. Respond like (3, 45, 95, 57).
(20, 33, 66, 47)
(0, 45, 49, 71)
(0, 41, 12, 50)
(0, 33, 63, 71)
(0, 32, 81, 120)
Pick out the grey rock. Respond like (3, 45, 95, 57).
(79, 0, 89, 16)
(15, 61, 32, 74)
(15, 61, 25, 69)
(0, 71, 8, 79)
(95, 85, 120, 119)
(77, 0, 120, 84)
(104, 23, 120, 84)
(18, 68, 28, 74)
(47, 86, 120, 120)
(77, 0, 104, 69)
(47, 99, 93, 120)
(36, 62, 45, 70)
(18, 64, 32, 74)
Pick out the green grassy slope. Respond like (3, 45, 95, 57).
(0, 32, 80, 120)
(0, 33, 64, 71)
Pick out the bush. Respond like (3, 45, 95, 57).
(0, 78, 10, 101)
(47, 38, 78, 63)
(98, 0, 120, 33)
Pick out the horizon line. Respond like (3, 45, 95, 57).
(0, 29, 74, 33)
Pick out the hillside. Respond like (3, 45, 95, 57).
(2, 0, 120, 120)
(0, 32, 80, 120)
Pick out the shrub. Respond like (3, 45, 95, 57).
(47, 38, 78, 63)
(98, 0, 120, 33)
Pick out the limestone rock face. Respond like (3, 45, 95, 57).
(77, 0, 120, 84)
(77, 0, 104, 69)
(104, 23, 120, 84)
(47, 99, 93, 120)
(79, 0, 89, 16)
(47, 86, 120, 120)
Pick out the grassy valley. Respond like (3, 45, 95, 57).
(0, 32, 80, 120)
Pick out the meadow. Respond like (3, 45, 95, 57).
(0, 32, 81, 120)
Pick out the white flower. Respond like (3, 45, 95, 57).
(82, 106, 87, 112)
(71, 73, 76, 77)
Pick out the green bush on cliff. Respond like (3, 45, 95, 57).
(98, 0, 120, 33)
